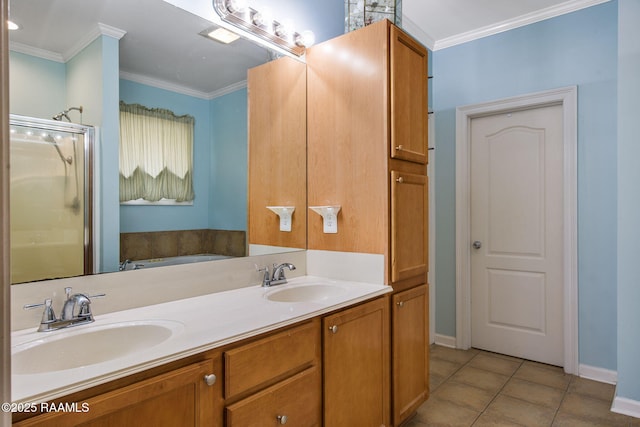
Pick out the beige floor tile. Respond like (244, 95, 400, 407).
(513, 361, 571, 390)
(482, 394, 556, 426)
(431, 357, 464, 379)
(450, 366, 510, 393)
(430, 372, 447, 392)
(433, 380, 497, 412)
(557, 393, 637, 427)
(473, 412, 529, 426)
(431, 345, 479, 365)
(567, 376, 615, 402)
(423, 345, 640, 427)
(502, 377, 565, 410)
(416, 396, 481, 427)
(468, 352, 522, 376)
(552, 411, 618, 427)
(400, 415, 430, 427)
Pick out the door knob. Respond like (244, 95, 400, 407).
(472, 241, 482, 249)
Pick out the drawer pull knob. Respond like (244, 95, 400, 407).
(396, 176, 404, 183)
(203, 374, 217, 386)
(277, 415, 288, 424)
(397, 301, 404, 308)
(396, 144, 404, 151)
(329, 325, 338, 334)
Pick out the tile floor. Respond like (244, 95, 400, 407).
(405, 345, 640, 426)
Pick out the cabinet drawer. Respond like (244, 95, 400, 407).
(224, 320, 319, 398)
(225, 366, 321, 427)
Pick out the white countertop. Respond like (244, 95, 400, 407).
(11, 276, 391, 403)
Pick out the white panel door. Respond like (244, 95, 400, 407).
(470, 104, 564, 366)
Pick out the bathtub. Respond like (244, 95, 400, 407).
(121, 254, 232, 270)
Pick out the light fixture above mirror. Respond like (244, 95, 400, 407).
(212, 0, 315, 56)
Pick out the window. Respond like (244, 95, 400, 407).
(119, 102, 195, 203)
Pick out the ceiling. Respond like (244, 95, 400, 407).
(8, 0, 608, 98)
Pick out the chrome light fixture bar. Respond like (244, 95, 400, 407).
(213, 0, 313, 56)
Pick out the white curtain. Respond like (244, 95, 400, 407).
(119, 102, 194, 202)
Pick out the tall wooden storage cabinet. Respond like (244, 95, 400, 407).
(307, 19, 429, 426)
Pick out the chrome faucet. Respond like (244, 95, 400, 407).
(271, 263, 296, 286)
(24, 287, 106, 332)
(256, 263, 296, 287)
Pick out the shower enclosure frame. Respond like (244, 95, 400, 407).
(9, 114, 95, 278)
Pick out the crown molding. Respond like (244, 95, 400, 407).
(10, 23, 126, 63)
(120, 71, 246, 100)
(433, 0, 611, 51)
(207, 80, 248, 99)
(401, 15, 435, 50)
(9, 41, 64, 63)
(63, 23, 126, 62)
(120, 71, 210, 99)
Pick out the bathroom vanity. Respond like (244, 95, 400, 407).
(11, 279, 390, 426)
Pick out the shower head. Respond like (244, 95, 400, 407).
(52, 112, 70, 121)
(52, 106, 83, 122)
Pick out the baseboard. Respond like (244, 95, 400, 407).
(578, 364, 618, 385)
(612, 395, 640, 419)
(434, 334, 457, 348)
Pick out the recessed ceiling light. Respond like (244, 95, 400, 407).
(206, 28, 241, 44)
(7, 20, 20, 31)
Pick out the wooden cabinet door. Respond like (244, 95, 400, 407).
(391, 170, 428, 284)
(392, 285, 429, 425)
(248, 56, 307, 250)
(14, 358, 221, 427)
(390, 25, 429, 165)
(323, 297, 390, 427)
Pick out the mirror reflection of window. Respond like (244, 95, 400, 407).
(119, 102, 195, 205)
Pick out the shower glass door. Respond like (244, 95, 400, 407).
(9, 115, 93, 284)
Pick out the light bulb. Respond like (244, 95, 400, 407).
(295, 30, 316, 48)
(226, 0, 248, 14)
(274, 23, 290, 39)
(251, 11, 265, 27)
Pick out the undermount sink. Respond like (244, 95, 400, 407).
(12, 320, 183, 375)
(266, 284, 347, 303)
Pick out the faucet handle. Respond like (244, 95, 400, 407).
(87, 292, 106, 299)
(64, 287, 106, 300)
(24, 298, 57, 324)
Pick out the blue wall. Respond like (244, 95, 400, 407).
(209, 89, 248, 230)
(432, 2, 618, 369)
(617, 0, 640, 403)
(9, 51, 66, 118)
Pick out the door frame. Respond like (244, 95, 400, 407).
(454, 86, 578, 374)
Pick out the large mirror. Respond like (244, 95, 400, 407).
(8, 0, 309, 281)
